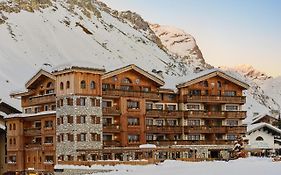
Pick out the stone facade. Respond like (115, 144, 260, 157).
(56, 95, 103, 161)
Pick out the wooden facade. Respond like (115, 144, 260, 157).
(5, 65, 249, 174)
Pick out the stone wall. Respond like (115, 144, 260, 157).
(56, 95, 103, 161)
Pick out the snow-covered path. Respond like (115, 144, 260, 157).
(88, 157, 281, 175)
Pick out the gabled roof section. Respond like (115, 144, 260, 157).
(247, 123, 281, 135)
(25, 69, 55, 89)
(176, 68, 249, 89)
(102, 64, 165, 86)
(252, 113, 278, 124)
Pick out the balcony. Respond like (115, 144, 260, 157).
(146, 110, 183, 118)
(102, 107, 121, 116)
(23, 94, 56, 107)
(184, 126, 227, 134)
(24, 127, 41, 136)
(103, 124, 120, 133)
(103, 140, 121, 147)
(185, 111, 247, 119)
(146, 125, 182, 133)
(183, 95, 246, 104)
(147, 140, 234, 146)
(25, 143, 41, 149)
(102, 89, 160, 100)
(226, 126, 247, 134)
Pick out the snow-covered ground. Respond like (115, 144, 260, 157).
(57, 157, 281, 175)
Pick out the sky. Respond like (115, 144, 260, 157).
(101, 0, 281, 77)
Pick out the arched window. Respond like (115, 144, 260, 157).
(122, 77, 132, 84)
(60, 82, 64, 90)
(256, 136, 264, 141)
(66, 81, 70, 89)
(90, 81, 96, 89)
(47, 82, 53, 88)
(81, 80, 86, 89)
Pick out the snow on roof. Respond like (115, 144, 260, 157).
(247, 122, 281, 134)
(0, 123, 5, 130)
(139, 144, 157, 149)
(51, 61, 106, 73)
(5, 111, 56, 119)
(251, 113, 277, 124)
(176, 68, 249, 89)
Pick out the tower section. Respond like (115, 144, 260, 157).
(54, 66, 105, 162)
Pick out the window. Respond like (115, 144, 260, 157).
(8, 155, 16, 163)
(24, 108, 32, 114)
(146, 134, 154, 141)
(34, 107, 40, 114)
(146, 103, 153, 110)
(13, 123, 16, 130)
(77, 115, 86, 124)
(128, 117, 140, 126)
(155, 104, 164, 110)
(156, 119, 164, 126)
(218, 81, 222, 88)
(186, 104, 200, 110)
(45, 137, 53, 144)
(67, 98, 73, 106)
(66, 81, 70, 89)
(90, 81, 96, 89)
(51, 105, 56, 110)
(226, 120, 239, 126)
(67, 115, 73, 124)
(187, 119, 200, 126)
(103, 134, 112, 141)
(168, 94, 176, 100)
(67, 133, 74, 142)
(127, 100, 140, 109)
(225, 105, 239, 111)
(44, 105, 49, 111)
(45, 156, 54, 163)
(46, 89, 54, 94)
(102, 100, 112, 108)
(167, 104, 177, 111)
(9, 124, 12, 130)
(128, 135, 139, 143)
(47, 82, 53, 88)
(34, 121, 41, 128)
(256, 136, 264, 141)
(199, 80, 208, 87)
(190, 90, 201, 96)
(91, 98, 100, 107)
(146, 118, 153, 126)
(45, 121, 53, 128)
(102, 84, 110, 90)
(91, 133, 101, 141)
(78, 133, 87, 142)
(122, 77, 132, 84)
(60, 82, 64, 90)
(13, 138, 16, 145)
(80, 80, 86, 89)
(187, 134, 200, 141)
(77, 97, 86, 106)
(224, 91, 236, 97)
(67, 155, 74, 161)
(120, 85, 132, 91)
(142, 87, 150, 92)
(103, 117, 113, 126)
(227, 134, 236, 141)
(167, 119, 177, 126)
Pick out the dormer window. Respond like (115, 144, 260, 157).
(60, 82, 64, 90)
(80, 80, 86, 89)
(90, 81, 96, 89)
(66, 81, 70, 89)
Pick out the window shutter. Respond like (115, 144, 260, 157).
(76, 98, 81, 106)
(97, 134, 101, 141)
(96, 117, 100, 124)
(77, 134, 81, 142)
(76, 116, 81, 124)
(96, 99, 100, 107)
(57, 118, 60, 125)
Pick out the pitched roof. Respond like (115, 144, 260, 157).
(251, 113, 278, 124)
(5, 111, 56, 119)
(176, 68, 249, 89)
(25, 69, 55, 89)
(102, 64, 165, 86)
(247, 123, 281, 135)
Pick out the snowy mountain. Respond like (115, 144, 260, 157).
(0, 0, 280, 123)
(0, 0, 208, 109)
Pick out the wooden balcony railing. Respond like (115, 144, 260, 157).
(146, 125, 182, 133)
(25, 143, 41, 149)
(24, 127, 41, 136)
(184, 126, 227, 134)
(23, 94, 56, 107)
(102, 89, 160, 100)
(102, 107, 121, 115)
(103, 140, 121, 147)
(146, 110, 183, 118)
(183, 95, 246, 104)
(147, 140, 234, 146)
(103, 124, 120, 133)
(185, 111, 247, 119)
(226, 126, 247, 133)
